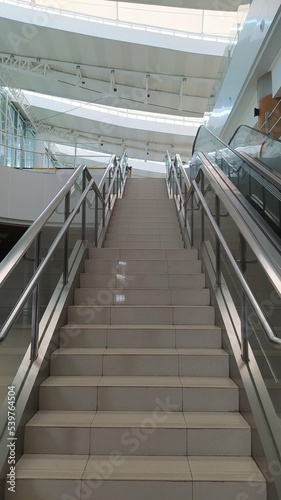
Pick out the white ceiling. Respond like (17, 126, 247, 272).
(0, 1, 247, 162)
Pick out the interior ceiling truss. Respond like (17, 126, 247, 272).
(26, 122, 185, 160)
(0, 53, 217, 116)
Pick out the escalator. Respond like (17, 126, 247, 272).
(189, 125, 281, 422)
(229, 124, 281, 178)
(167, 143, 281, 498)
(191, 125, 281, 239)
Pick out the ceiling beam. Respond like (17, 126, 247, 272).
(0, 53, 217, 84)
(0, 54, 213, 116)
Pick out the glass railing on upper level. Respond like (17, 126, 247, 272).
(229, 124, 281, 178)
(191, 125, 281, 239)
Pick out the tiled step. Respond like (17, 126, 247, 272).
(67, 305, 215, 325)
(105, 234, 183, 243)
(104, 240, 184, 249)
(108, 221, 180, 229)
(110, 216, 179, 224)
(106, 229, 180, 239)
(111, 212, 178, 218)
(80, 273, 206, 289)
(74, 288, 210, 306)
(84, 259, 201, 274)
(50, 347, 229, 376)
(59, 325, 222, 349)
(113, 207, 176, 214)
(88, 248, 198, 260)
(24, 411, 250, 456)
(114, 197, 174, 203)
(7, 454, 266, 500)
(39, 376, 238, 411)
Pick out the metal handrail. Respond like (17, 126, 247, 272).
(167, 153, 281, 351)
(257, 99, 281, 132)
(0, 163, 86, 288)
(192, 180, 281, 349)
(0, 179, 94, 344)
(0, 149, 128, 358)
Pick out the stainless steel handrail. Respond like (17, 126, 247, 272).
(192, 180, 281, 349)
(167, 153, 281, 352)
(0, 149, 128, 359)
(0, 179, 94, 344)
(0, 163, 86, 288)
(257, 99, 281, 132)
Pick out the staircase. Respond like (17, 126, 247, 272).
(7, 178, 266, 500)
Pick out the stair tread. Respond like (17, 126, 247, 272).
(14, 454, 264, 482)
(75, 287, 207, 291)
(52, 347, 227, 356)
(69, 305, 213, 308)
(41, 375, 237, 388)
(26, 410, 249, 429)
(61, 324, 221, 331)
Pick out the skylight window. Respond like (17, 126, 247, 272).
(8, 0, 250, 41)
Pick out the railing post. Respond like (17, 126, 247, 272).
(191, 190, 194, 247)
(31, 233, 41, 361)
(81, 168, 87, 240)
(265, 111, 270, 134)
(95, 192, 98, 247)
(102, 184, 106, 227)
(184, 183, 187, 228)
(63, 191, 70, 285)
(108, 168, 112, 210)
(200, 173, 205, 242)
(117, 168, 120, 197)
(240, 233, 249, 362)
(113, 169, 116, 197)
(215, 195, 221, 286)
(179, 168, 183, 195)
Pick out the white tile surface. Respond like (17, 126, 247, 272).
(80, 479, 192, 500)
(189, 456, 265, 481)
(193, 481, 266, 500)
(11, 179, 267, 499)
(84, 455, 191, 480)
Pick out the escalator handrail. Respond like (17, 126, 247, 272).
(192, 178, 281, 348)
(197, 152, 281, 254)
(167, 152, 281, 345)
(192, 125, 281, 192)
(228, 123, 281, 147)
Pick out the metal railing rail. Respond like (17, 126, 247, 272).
(192, 179, 281, 356)
(0, 150, 128, 360)
(257, 98, 281, 133)
(167, 154, 281, 355)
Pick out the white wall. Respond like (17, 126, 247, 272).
(0, 167, 75, 224)
(129, 158, 166, 177)
(271, 48, 281, 98)
(208, 0, 281, 142)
